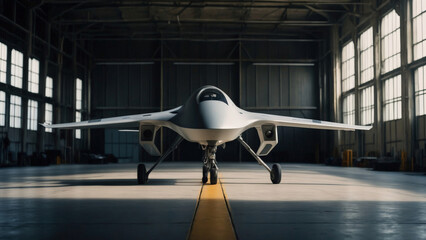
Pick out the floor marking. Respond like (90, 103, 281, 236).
(188, 177, 237, 240)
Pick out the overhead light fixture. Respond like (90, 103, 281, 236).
(96, 62, 155, 65)
(173, 62, 235, 66)
(252, 63, 315, 66)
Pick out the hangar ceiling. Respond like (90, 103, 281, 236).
(33, 0, 369, 41)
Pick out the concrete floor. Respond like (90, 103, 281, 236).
(0, 162, 425, 239)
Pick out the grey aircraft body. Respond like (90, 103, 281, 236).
(43, 86, 371, 184)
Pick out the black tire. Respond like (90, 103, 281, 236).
(202, 166, 208, 184)
(137, 164, 148, 184)
(210, 167, 218, 185)
(270, 163, 282, 184)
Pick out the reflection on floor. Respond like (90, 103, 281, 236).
(0, 162, 425, 239)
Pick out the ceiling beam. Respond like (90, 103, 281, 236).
(303, 4, 332, 21)
(42, 0, 371, 6)
(50, 2, 86, 20)
(55, 18, 336, 26)
(53, 3, 348, 12)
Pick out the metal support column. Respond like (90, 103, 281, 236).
(71, 37, 77, 163)
(21, 8, 33, 155)
(55, 36, 64, 153)
(238, 40, 242, 163)
(160, 40, 164, 155)
(400, 0, 415, 160)
(331, 25, 342, 150)
(371, 9, 384, 156)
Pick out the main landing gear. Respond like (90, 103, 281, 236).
(238, 135, 282, 184)
(202, 145, 218, 185)
(137, 136, 183, 184)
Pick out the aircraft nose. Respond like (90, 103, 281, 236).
(199, 101, 229, 129)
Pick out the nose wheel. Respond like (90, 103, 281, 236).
(210, 167, 218, 184)
(202, 166, 208, 183)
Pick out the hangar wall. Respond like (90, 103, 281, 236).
(90, 40, 322, 162)
(0, 1, 91, 164)
(329, 0, 426, 170)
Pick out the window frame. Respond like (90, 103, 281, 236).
(380, 9, 401, 74)
(45, 76, 53, 98)
(0, 42, 7, 84)
(343, 93, 356, 125)
(9, 95, 21, 128)
(412, 0, 426, 60)
(359, 27, 375, 84)
(28, 58, 39, 94)
(45, 103, 53, 133)
(27, 99, 38, 131)
(75, 78, 83, 139)
(415, 65, 426, 116)
(10, 49, 23, 89)
(383, 75, 402, 122)
(341, 41, 356, 92)
(360, 85, 375, 125)
(0, 91, 5, 126)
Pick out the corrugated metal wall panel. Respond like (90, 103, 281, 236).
(384, 120, 404, 156)
(163, 64, 237, 108)
(240, 65, 319, 162)
(91, 64, 159, 162)
(242, 65, 317, 109)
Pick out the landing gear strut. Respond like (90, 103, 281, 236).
(137, 136, 183, 184)
(238, 135, 282, 184)
(201, 145, 219, 185)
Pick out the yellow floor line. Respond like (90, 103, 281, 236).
(188, 177, 237, 240)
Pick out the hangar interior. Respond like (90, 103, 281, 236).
(0, 0, 426, 170)
(1, 1, 426, 240)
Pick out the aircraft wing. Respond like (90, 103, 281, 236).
(244, 111, 372, 131)
(42, 106, 182, 129)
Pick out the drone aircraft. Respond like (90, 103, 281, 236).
(43, 86, 371, 184)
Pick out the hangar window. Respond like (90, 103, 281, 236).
(341, 41, 355, 92)
(75, 111, 81, 139)
(361, 86, 375, 125)
(343, 94, 355, 125)
(9, 95, 21, 128)
(76, 78, 82, 110)
(28, 58, 39, 93)
(27, 100, 38, 131)
(414, 65, 426, 116)
(45, 76, 53, 98)
(359, 27, 374, 84)
(0, 42, 6, 84)
(75, 78, 82, 139)
(0, 91, 5, 126)
(45, 103, 53, 133)
(381, 10, 401, 73)
(383, 75, 402, 121)
(11, 49, 23, 88)
(413, 0, 426, 60)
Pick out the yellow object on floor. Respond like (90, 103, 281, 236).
(188, 178, 236, 240)
(342, 149, 353, 167)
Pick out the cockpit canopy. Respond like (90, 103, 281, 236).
(198, 88, 228, 105)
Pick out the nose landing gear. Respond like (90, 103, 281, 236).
(201, 145, 219, 185)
